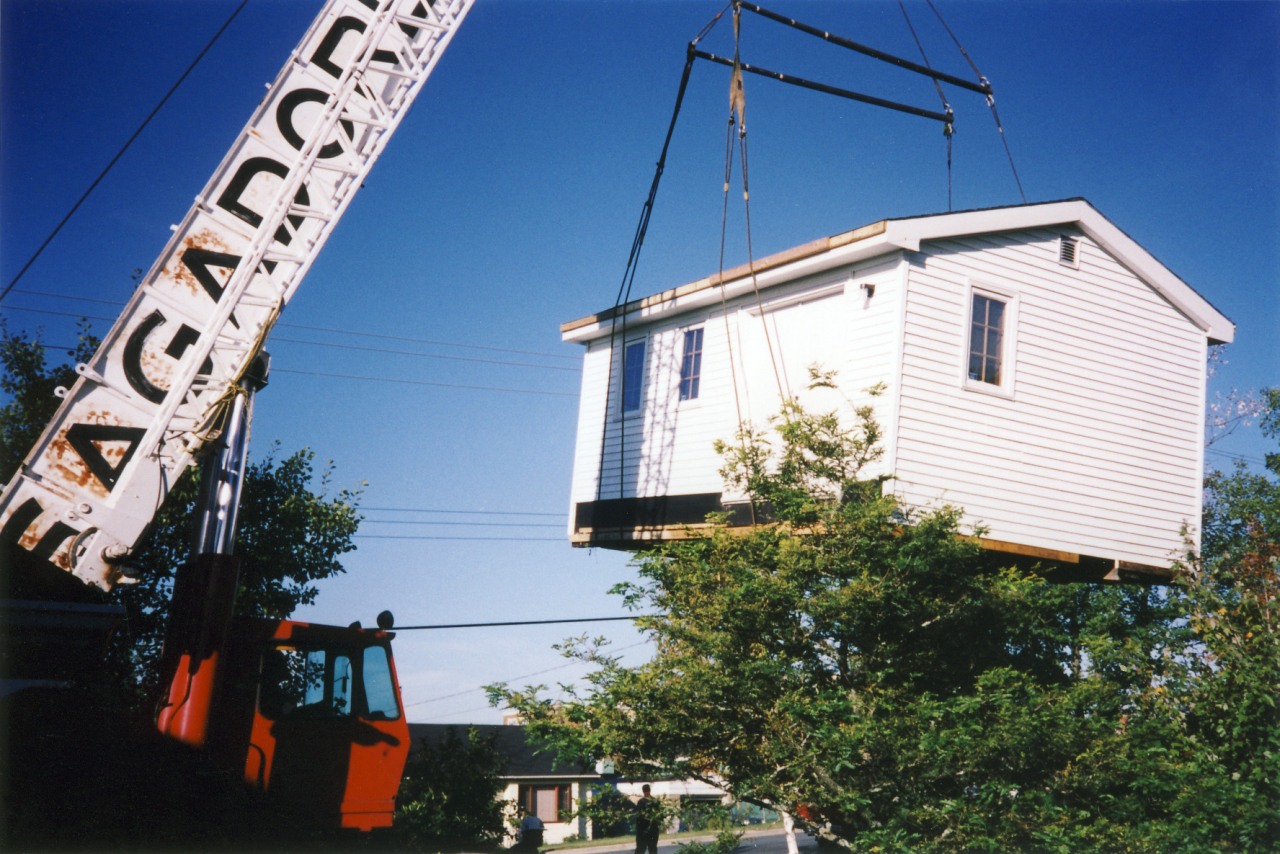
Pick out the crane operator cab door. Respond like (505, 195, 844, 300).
(241, 620, 410, 832)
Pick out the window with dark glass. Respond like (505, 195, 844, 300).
(679, 327, 704, 401)
(362, 644, 401, 720)
(968, 294, 1006, 385)
(258, 646, 352, 718)
(257, 642, 401, 720)
(622, 339, 646, 414)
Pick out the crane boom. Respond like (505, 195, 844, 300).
(0, 0, 473, 591)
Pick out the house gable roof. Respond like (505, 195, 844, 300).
(407, 723, 598, 781)
(562, 199, 1234, 345)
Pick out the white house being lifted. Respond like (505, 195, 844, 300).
(561, 199, 1235, 581)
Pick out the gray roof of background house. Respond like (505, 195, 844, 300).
(407, 723, 599, 781)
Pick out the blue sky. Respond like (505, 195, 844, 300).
(2, 0, 1277, 724)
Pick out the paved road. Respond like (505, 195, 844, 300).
(732, 828, 820, 854)
(549, 828, 820, 854)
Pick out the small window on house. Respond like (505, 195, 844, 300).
(518, 784, 573, 823)
(967, 293, 1006, 386)
(622, 339, 646, 414)
(679, 327, 704, 401)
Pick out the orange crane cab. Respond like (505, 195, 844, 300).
(226, 616, 411, 831)
(152, 546, 411, 831)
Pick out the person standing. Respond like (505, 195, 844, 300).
(518, 809, 544, 850)
(634, 784, 660, 854)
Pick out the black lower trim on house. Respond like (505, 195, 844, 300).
(572, 494, 767, 545)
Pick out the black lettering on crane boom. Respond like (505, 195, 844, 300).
(310, 16, 400, 79)
(215, 158, 310, 246)
(65, 423, 147, 491)
(123, 310, 206, 404)
(276, 89, 354, 158)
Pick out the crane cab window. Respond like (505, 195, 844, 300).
(257, 642, 400, 721)
(362, 644, 401, 720)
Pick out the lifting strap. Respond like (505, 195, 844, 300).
(923, 0, 1026, 201)
(595, 5, 730, 503)
(594, 0, 1020, 506)
(895, 0, 955, 208)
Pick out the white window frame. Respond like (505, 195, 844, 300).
(962, 281, 1017, 398)
(678, 325, 705, 404)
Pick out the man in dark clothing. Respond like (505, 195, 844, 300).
(635, 784, 661, 854)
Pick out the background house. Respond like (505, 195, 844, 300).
(409, 723, 597, 845)
(562, 199, 1234, 580)
(407, 724, 733, 846)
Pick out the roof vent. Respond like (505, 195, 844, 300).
(1058, 235, 1080, 268)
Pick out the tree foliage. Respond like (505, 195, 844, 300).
(0, 318, 97, 478)
(497, 378, 1280, 852)
(0, 322, 363, 714)
(394, 726, 512, 851)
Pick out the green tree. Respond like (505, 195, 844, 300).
(0, 321, 363, 714)
(394, 726, 512, 851)
(495, 377, 1276, 851)
(1174, 387, 1280, 850)
(0, 318, 97, 478)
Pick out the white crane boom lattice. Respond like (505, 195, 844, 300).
(0, 0, 474, 590)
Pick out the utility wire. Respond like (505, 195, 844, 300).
(406, 640, 650, 709)
(0, 0, 250, 302)
(6, 289, 122, 307)
(4, 299, 574, 367)
(15, 304, 1267, 470)
(362, 519, 562, 528)
(397, 616, 643, 631)
(354, 534, 562, 541)
(1205, 447, 1267, 467)
(363, 506, 565, 517)
(282, 320, 578, 362)
(271, 367, 576, 397)
(271, 336, 577, 371)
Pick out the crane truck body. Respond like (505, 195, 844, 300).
(1, 0, 473, 837)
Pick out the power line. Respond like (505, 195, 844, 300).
(397, 616, 642, 631)
(405, 640, 650, 709)
(1205, 447, 1267, 467)
(1, 306, 117, 324)
(281, 319, 578, 362)
(271, 335, 578, 372)
(272, 367, 576, 398)
(362, 519, 563, 529)
(6, 290, 577, 361)
(3, 302, 575, 369)
(6, 289, 122, 307)
(363, 506, 565, 517)
(0, 1, 251, 302)
(416, 702, 501, 720)
(354, 533, 562, 541)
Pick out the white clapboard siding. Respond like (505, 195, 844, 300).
(568, 340, 614, 510)
(891, 228, 1206, 565)
(737, 278, 851, 422)
(574, 263, 905, 507)
(580, 310, 741, 503)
